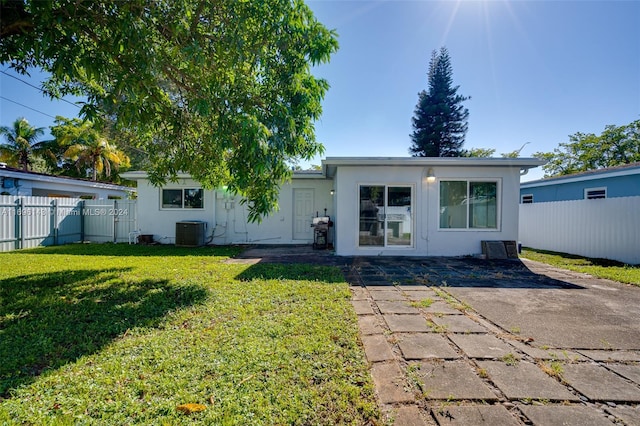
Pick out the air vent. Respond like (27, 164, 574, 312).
(175, 221, 206, 247)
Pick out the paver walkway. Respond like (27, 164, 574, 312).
(345, 256, 640, 425)
(232, 246, 640, 425)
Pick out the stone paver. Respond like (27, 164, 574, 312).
(421, 301, 462, 315)
(350, 286, 369, 300)
(351, 300, 374, 315)
(429, 314, 486, 333)
(606, 363, 640, 385)
(606, 405, 640, 425)
(370, 290, 406, 301)
(561, 364, 640, 402)
(578, 349, 640, 362)
(396, 333, 460, 360)
(377, 300, 420, 314)
(477, 361, 579, 401)
(370, 362, 415, 404)
(402, 289, 438, 301)
(449, 334, 514, 359)
(384, 314, 431, 333)
(414, 361, 498, 401)
(390, 406, 435, 426)
(361, 334, 395, 362)
(509, 341, 587, 362)
(520, 405, 614, 426)
(432, 405, 520, 425)
(357, 315, 384, 335)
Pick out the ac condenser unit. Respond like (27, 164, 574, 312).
(175, 221, 206, 247)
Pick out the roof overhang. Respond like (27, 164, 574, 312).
(322, 157, 546, 178)
(521, 165, 640, 188)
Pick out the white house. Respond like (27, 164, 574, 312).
(122, 157, 544, 256)
(0, 163, 134, 199)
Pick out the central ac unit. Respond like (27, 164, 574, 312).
(175, 221, 206, 247)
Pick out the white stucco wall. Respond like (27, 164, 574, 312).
(134, 177, 334, 245)
(333, 165, 523, 257)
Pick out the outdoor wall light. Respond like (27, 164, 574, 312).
(330, 189, 335, 195)
(426, 168, 436, 183)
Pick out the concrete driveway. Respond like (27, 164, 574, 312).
(232, 246, 640, 425)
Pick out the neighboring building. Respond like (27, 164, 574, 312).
(123, 157, 544, 257)
(0, 163, 134, 199)
(520, 162, 640, 203)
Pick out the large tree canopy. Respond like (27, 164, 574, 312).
(410, 47, 469, 157)
(1, 0, 338, 221)
(534, 120, 640, 177)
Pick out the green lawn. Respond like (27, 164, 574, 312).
(520, 248, 640, 287)
(0, 244, 378, 425)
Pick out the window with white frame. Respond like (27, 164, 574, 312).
(585, 187, 606, 200)
(161, 188, 204, 209)
(439, 180, 498, 229)
(521, 194, 533, 204)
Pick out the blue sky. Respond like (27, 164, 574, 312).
(1, 1, 639, 182)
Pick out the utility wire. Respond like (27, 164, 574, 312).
(0, 70, 81, 109)
(0, 95, 56, 119)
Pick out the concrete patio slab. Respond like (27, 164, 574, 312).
(388, 406, 435, 426)
(361, 334, 395, 362)
(396, 333, 460, 360)
(508, 341, 587, 362)
(402, 289, 438, 301)
(429, 315, 486, 333)
(520, 405, 614, 426)
(422, 301, 462, 315)
(377, 300, 421, 314)
(578, 349, 640, 362)
(476, 361, 579, 401)
(561, 364, 640, 402)
(606, 364, 640, 385)
(449, 334, 514, 359)
(432, 405, 520, 425)
(606, 405, 640, 425)
(349, 286, 369, 300)
(384, 314, 431, 333)
(370, 290, 406, 301)
(358, 315, 384, 335)
(351, 300, 374, 315)
(414, 361, 498, 401)
(370, 362, 415, 404)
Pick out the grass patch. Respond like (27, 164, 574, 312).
(0, 244, 378, 424)
(539, 361, 565, 383)
(410, 298, 434, 308)
(501, 353, 520, 366)
(520, 248, 640, 286)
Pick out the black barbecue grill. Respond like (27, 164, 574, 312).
(311, 216, 332, 249)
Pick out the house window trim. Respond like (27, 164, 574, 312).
(437, 179, 501, 232)
(160, 188, 205, 210)
(584, 187, 607, 200)
(521, 194, 534, 204)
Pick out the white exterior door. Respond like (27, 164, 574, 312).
(293, 188, 314, 240)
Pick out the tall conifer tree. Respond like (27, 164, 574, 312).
(410, 47, 469, 157)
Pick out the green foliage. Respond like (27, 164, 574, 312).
(0, 244, 378, 424)
(1, 0, 338, 221)
(0, 117, 44, 170)
(52, 117, 130, 181)
(534, 120, 640, 177)
(520, 248, 640, 286)
(410, 47, 470, 157)
(461, 147, 496, 157)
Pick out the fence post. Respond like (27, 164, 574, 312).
(14, 198, 21, 250)
(80, 200, 85, 241)
(51, 199, 58, 246)
(113, 199, 118, 243)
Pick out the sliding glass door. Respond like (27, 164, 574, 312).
(359, 185, 412, 247)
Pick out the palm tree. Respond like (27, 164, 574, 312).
(58, 119, 130, 181)
(0, 117, 45, 171)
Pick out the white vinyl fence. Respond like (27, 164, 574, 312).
(519, 196, 640, 265)
(0, 196, 137, 252)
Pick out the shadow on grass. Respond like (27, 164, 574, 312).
(0, 268, 207, 397)
(236, 263, 345, 283)
(524, 248, 632, 268)
(8, 243, 243, 258)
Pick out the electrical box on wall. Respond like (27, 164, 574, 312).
(175, 221, 206, 247)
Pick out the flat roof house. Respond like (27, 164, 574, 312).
(122, 156, 544, 257)
(0, 163, 134, 200)
(520, 162, 640, 203)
